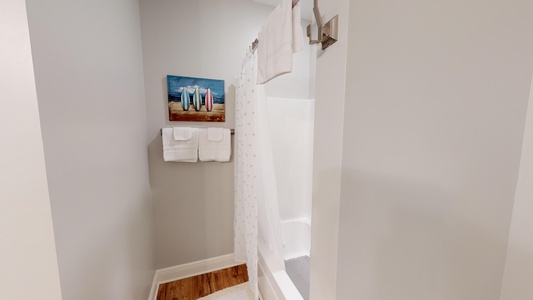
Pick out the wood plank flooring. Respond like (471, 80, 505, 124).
(157, 264, 248, 300)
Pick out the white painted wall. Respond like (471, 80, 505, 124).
(500, 77, 533, 299)
(308, 0, 350, 299)
(0, 1, 63, 299)
(140, 0, 311, 268)
(26, 1, 156, 299)
(335, 1, 533, 299)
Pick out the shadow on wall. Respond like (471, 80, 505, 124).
(61, 187, 155, 300)
(147, 134, 235, 269)
(147, 76, 237, 269)
(500, 242, 533, 298)
(335, 170, 507, 300)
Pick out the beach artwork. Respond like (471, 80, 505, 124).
(167, 75, 225, 122)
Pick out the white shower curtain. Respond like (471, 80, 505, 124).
(234, 49, 284, 299)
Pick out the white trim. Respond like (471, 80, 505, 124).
(258, 260, 279, 300)
(148, 254, 242, 300)
(257, 240, 303, 300)
(148, 272, 159, 300)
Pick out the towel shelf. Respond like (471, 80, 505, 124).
(160, 128, 235, 136)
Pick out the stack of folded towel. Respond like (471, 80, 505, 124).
(162, 127, 231, 162)
(162, 127, 199, 162)
(198, 128, 232, 162)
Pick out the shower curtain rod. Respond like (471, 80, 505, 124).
(250, 0, 300, 51)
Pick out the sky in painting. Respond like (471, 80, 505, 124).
(167, 75, 225, 103)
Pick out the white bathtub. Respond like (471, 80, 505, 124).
(258, 218, 311, 300)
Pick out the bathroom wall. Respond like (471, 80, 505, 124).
(26, 1, 156, 299)
(500, 77, 533, 299)
(309, 0, 350, 299)
(335, 1, 533, 299)
(140, 0, 310, 268)
(140, 0, 268, 269)
(0, 1, 63, 299)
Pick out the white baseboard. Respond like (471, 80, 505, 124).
(148, 254, 242, 300)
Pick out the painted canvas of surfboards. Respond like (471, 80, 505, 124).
(193, 87, 202, 111)
(167, 74, 225, 122)
(181, 88, 190, 111)
(205, 88, 214, 112)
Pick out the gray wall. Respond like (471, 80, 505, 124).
(139, 0, 273, 268)
(26, 0, 156, 299)
(0, 1, 63, 299)
(500, 77, 533, 299)
(334, 1, 533, 299)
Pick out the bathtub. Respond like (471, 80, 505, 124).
(258, 218, 311, 300)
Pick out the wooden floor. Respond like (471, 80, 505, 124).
(156, 264, 248, 300)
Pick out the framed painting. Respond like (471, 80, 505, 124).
(167, 75, 225, 122)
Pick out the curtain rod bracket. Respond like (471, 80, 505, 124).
(306, 0, 339, 50)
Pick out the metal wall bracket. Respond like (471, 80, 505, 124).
(306, 0, 339, 50)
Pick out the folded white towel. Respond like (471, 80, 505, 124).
(292, 2, 304, 53)
(198, 128, 231, 162)
(207, 127, 224, 142)
(257, 0, 293, 84)
(162, 128, 198, 162)
(173, 127, 193, 141)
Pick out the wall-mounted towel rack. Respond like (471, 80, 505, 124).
(250, 0, 338, 51)
(160, 128, 235, 136)
(307, 0, 339, 50)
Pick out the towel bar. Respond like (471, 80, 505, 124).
(307, 0, 339, 50)
(160, 128, 235, 136)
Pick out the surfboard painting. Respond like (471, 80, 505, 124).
(193, 87, 202, 111)
(167, 75, 225, 122)
(181, 88, 190, 111)
(205, 88, 213, 112)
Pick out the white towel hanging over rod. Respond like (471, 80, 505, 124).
(250, 0, 338, 51)
(250, 0, 301, 52)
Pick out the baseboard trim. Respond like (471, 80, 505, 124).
(148, 254, 242, 300)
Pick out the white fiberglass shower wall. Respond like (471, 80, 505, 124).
(266, 18, 314, 259)
(267, 97, 313, 260)
(258, 14, 316, 299)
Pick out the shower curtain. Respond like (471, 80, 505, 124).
(234, 49, 284, 299)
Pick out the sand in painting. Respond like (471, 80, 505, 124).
(169, 102, 225, 122)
